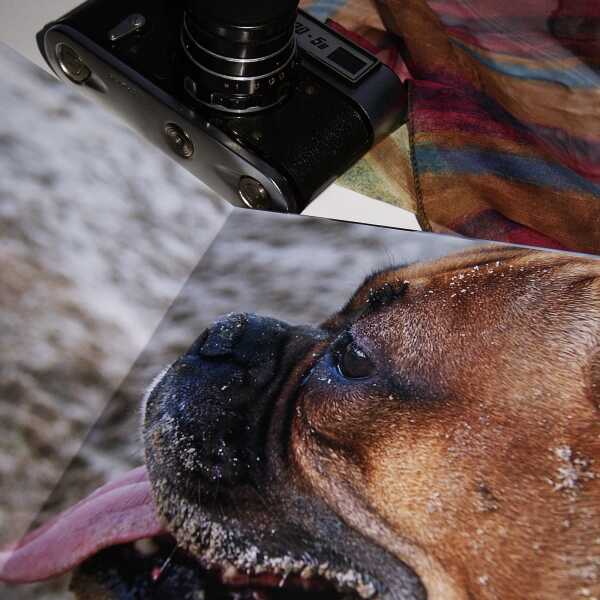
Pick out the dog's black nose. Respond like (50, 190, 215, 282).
(148, 313, 319, 497)
(187, 312, 289, 388)
(186, 312, 246, 358)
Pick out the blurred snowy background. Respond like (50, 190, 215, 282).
(0, 43, 481, 598)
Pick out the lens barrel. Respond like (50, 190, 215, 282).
(182, 0, 300, 113)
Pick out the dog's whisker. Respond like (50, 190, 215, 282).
(150, 545, 177, 583)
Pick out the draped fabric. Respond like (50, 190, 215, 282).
(301, 0, 600, 253)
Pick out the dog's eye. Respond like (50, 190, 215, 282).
(337, 340, 375, 380)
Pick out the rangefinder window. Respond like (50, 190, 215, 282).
(37, 0, 408, 213)
(328, 48, 367, 77)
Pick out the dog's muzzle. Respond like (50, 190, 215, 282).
(144, 312, 322, 495)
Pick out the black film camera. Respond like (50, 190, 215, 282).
(38, 0, 407, 212)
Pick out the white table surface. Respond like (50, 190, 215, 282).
(0, 1, 81, 70)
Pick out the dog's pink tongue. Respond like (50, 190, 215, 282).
(0, 466, 166, 584)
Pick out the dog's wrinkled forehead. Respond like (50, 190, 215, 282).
(323, 246, 524, 331)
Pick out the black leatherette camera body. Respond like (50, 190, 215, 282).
(38, 0, 407, 212)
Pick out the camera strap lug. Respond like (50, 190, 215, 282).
(109, 14, 147, 43)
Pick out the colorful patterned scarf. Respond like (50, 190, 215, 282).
(302, 0, 600, 253)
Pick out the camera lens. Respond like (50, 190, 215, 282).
(181, 0, 300, 113)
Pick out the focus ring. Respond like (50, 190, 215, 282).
(182, 13, 296, 79)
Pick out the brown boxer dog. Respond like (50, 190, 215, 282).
(1, 245, 599, 600)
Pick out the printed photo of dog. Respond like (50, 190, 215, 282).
(1, 213, 598, 600)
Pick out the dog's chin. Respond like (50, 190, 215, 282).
(138, 477, 383, 600)
(70, 535, 372, 600)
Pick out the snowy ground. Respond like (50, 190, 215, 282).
(0, 43, 482, 599)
